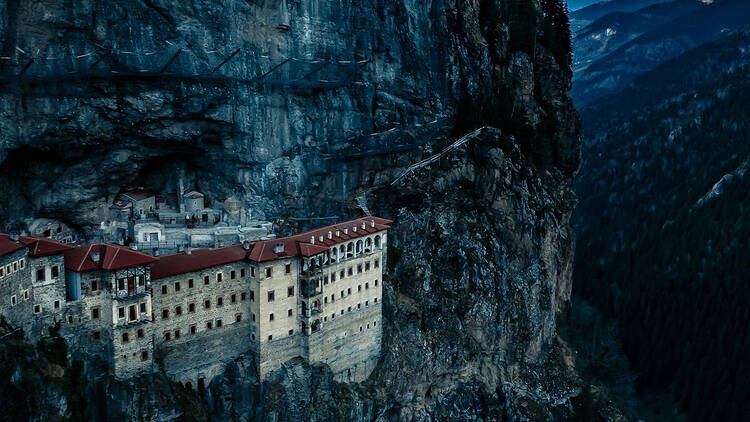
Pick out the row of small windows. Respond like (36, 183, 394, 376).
(265, 328, 295, 342)
(266, 286, 295, 302)
(0, 258, 25, 277)
(322, 298, 378, 322)
(321, 280, 378, 304)
(161, 314, 243, 341)
(159, 293, 248, 320)
(157, 264, 293, 296)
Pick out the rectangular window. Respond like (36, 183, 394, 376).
(340, 290, 344, 298)
(162, 285, 168, 295)
(162, 309, 169, 320)
(235, 314, 242, 323)
(92, 308, 100, 319)
(366, 282, 369, 289)
(122, 332, 129, 343)
(217, 296, 223, 307)
(19, 259, 24, 269)
(204, 276, 210, 285)
(287, 286, 294, 297)
(358, 285, 361, 292)
(289, 329, 294, 336)
(375, 279, 378, 286)
(231, 270, 236, 280)
(331, 273, 336, 282)
(216, 319, 223, 328)
(231, 293, 237, 303)
(164, 332, 171, 341)
(10, 295, 16, 306)
(252, 313, 256, 322)
(269, 313, 274, 321)
(140, 302, 146, 313)
(190, 324, 197, 335)
(138, 275, 145, 286)
(118, 307, 125, 318)
(249, 291, 254, 301)
(137, 329, 144, 338)
(348, 267, 353, 276)
(36, 268, 45, 282)
(174, 330, 181, 339)
(357, 264, 362, 273)
(268, 335, 273, 341)
(341, 309, 344, 315)
(176, 306, 183, 316)
(348, 306, 351, 312)
(118, 278, 125, 290)
(375, 259, 379, 268)
(175, 282, 181, 292)
(241, 292, 247, 301)
(23, 290, 29, 300)
(265, 267, 272, 277)
(365, 262, 370, 271)
(51, 266, 59, 278)
(129, 305, 137, 321)
(251, 267, 256, 277)
(287, 309, 293, 317)
(285, 264, 291, 274)
(374, 297, 378, 303)
(141, 351, 149, 361)
(89, 280, 98, 292)
(267, 291, 275, 302)
(241, 268, 246, 278)
(188, 279, 194, 288)
(189, 303, 195, 313)
(324, 297, 328, 304)
(204, 299, 211, 309)
(217, 273, 223, 282)
(206, 321, 213, 330)
(340, 270, 345, 279)
(365, 300, 369, 306)
(93, 330, 101, 340)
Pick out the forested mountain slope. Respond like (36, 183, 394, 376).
(574, 27, 750, 421)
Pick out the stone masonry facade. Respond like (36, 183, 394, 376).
(0, 217, 390, 387)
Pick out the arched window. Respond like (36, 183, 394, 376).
(374, 235, 381, 248)
(356, 240, 363, 254)
(365, 237, 372, 252)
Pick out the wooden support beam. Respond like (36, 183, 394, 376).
(256, 57, 292, 81)
(89, 52, 110, 70)
(159, 48, 182, 73)
(212, 48, 241, 72)
(17, 58, 34, 77)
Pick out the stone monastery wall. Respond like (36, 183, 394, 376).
(0, 217, 390, 387)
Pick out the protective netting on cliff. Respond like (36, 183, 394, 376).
(0, 42, 369, 89)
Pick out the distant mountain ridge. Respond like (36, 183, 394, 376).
(569, 0, 671, 31)
(571, 0, 750, 105)
(572, 0, 705, 76)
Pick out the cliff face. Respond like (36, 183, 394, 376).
(0, 0, 580, 420)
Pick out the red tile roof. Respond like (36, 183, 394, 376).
(246, 216, 392, 262)
(18, 236, 74, 258)
(150, 245, 248, 280)
(65, 243, 157, 273)
(150, 216, 392, 278)
(0, 234, 24, 258)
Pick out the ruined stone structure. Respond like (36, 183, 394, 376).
(0, 217, 390, 385)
